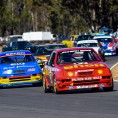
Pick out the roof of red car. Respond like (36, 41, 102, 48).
(54, 47, 95, 53)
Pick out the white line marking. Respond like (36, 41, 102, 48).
(110, 62, 118, 82)
(110, 62, 118, 70)
(114, 80, 118, 82)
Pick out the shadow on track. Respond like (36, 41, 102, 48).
(51, 88, 117, 95)
(0, 83, 42, 89)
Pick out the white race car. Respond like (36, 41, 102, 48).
(76, 40, 105, 61)
(93, 35, 117, 56)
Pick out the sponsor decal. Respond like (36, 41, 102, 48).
(78, 69, 94, 72)
(3, 65, 35, 70)
(6, 52, 26, 56)
(28, 68, 36, 72)
(51, 68, 60, 72)
(3, 67, 14, 70)
(46, 66, 60, 72)
(11, 63, 25, 66)
(72, 76, 102, 81)
(76, 84, 98, 89)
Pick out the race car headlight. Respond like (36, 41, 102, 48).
(28, 68, 36, 72)
(67, 72, 74, 77)
(3, 70, 12, 74)
(97, 70, 103, 74)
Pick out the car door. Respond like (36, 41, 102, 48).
(45, 52, 56, 84)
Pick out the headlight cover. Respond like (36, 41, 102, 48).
(3, 70, 12, 74)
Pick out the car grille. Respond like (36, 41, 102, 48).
(73, 79, 100, 86)
(78, 71, 93, 76)
(9, 76, 31, 82)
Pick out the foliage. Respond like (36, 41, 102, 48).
(0, 0, 117, 36)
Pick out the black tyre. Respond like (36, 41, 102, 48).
(43, 77, 50, 93)
(53, 78, 59, 94)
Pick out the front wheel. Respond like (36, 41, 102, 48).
(53, 78, 59, 94)
(43, 77, 50, 93)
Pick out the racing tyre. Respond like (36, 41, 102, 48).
(53, 78, 59, 94)
(103, 86, 113, 92)
(43, 77, 50, 93)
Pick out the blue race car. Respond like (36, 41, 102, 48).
(93, 35, 117, 56)
(0, 50, 42, 87)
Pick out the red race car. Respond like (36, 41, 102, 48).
(43, 47, 113, 94)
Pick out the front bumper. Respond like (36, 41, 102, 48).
(104, 50, 116, 55)
(56, 77, 113, 91)
(0, 74, 42, 87)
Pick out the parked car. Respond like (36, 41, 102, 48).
(0, 50, 42, 87)
(43, 47, 113, 94)
(73, 34, 93, 47)
(2, 41, 35, 52)
(93, 35, 117, 56)
(76, 40, 105, 61)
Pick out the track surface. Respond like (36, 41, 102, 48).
(0, 56, 118, 118)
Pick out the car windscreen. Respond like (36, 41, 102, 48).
(95, 38, 112, 42)
(35, 47, 51, 55)
(76, 35, 93, 41)
(0, 55, 35, 64)
(9, 36, 22, 41)
(57, 49, 100, 64)
(77, 43, 98, 47)
(17, 41, 32, 48)
(46, 45, 66, 50)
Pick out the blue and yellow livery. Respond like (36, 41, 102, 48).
(0, 50, 42, 87)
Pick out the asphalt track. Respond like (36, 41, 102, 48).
(0, 56, 118, 118)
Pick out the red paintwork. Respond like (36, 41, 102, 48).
(43, 47, 113, 93)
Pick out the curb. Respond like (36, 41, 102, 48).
(110, 62, 118, 70)
(114, 80, 118, 82)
